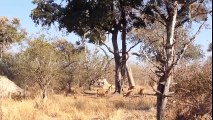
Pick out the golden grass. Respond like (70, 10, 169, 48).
(0, 94, 156, 120)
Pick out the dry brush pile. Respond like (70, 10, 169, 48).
(167, 59, 212, 120)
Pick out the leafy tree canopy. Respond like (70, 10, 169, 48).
(0, 17, 26, 44)
(31, 0, 148, 45)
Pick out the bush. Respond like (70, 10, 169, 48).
(167, 59, 212, 120)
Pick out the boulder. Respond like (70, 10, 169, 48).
(0, 76, 24, 98)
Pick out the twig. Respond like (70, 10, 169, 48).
(150, 84, 162, 95)
(148, 74, 158, 83)
(98, 46, 110, 58)
(127, 40, 143, 53)
(101, 42, 114, 54)
(141, 48, 165, 72)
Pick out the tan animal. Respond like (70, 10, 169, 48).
(105, 85, 112, 94)
(128, 86, 135, 90)
(97, 85, 112, 97)
(10, 91, 23, 101)
(123, 90, 133, 97)
(97, 88, 106, 97)
(64, 88, 78, 97)
(138, 88, 145, 96)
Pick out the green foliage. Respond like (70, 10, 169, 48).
(0, 17, 26, 45)
(0, 17, 27, 62)
(0, 53, 14, 76)
(183, 44, 204, 60)
(145, 0, 210, 25)
(51, 39, 84, 90)
(31, 0, 147, 44)
(13, 38, 59, 89)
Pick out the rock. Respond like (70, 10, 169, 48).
(0, 76, 24, 98)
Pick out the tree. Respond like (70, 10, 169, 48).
(130, 21, 204, 62)
(135, 0, 211, 120)
(0, 17, 26, 61)
(13, 36, 60, 99)
(207, 42, 212, 52)
(169, 59, 212, 119)
(51, 39, 84, 93)
(30, 0, 147, 93)
(0, 53, 14, 76)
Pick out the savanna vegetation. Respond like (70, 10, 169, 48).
(0, 0, 212, 120)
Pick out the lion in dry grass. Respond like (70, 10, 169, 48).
(97, 85, 112, 97)
(9, 91, 23, 101)
(123, 90, 133, 97)
(138, 88, 145, 96)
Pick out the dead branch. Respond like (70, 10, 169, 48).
(152, 5, 167, 23)
(150, 84, 162, 95)
(141, 48, 165, 72)
(127, 40, 143, 53)
(101, 42, 114, 54)
(147, 75, 162, 95)
(98, 46, 110, 58)
(171, 21, 206, 69)
(148, 74, 158, 83)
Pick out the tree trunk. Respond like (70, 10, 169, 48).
(42, 89, 47, 99)
(156, 4, 177, 120)
(120, 8, 136, 91)
(24, 79, 27, 99)
(121, 8, 127, 92)
(115, 64, 122, 93)
(41, 87, 48, 100)
(67, 80, 71, 93)
(0, 44, 3, 62)
(112, 30, 122, 94)
(126, 63, 136, 89)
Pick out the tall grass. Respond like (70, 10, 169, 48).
(0, 94, 156, 120)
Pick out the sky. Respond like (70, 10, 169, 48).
(0, 0, 212, 60)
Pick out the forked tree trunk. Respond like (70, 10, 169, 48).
(24, 79, 27, 98)
(156, 4, 177, 120)
(120, 8, 136, 91)
(41, 88, 48, 100)
(0, 44, 3, 62)
(112, 30, 122, 93)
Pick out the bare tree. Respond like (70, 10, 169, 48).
(129, 1, 211, 119)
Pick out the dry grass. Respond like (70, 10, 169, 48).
(0, 93, 156, 120)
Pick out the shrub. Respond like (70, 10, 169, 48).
(167, 59, 212, 119)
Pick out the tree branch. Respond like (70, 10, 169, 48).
(101, 42, 114, 54)
(150, 83, 162, 95)
(171, 21, 206, 70)
(103, 58, 114, 72)
(98, 46, 110, 58)
(141, 48, 165, 72)
(127, 40, 143, 53)
(148, 74, 158, 83)
(152, 5, 167, 23)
